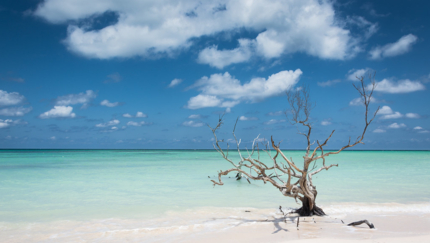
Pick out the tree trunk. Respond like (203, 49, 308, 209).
(294, 196, 326, 216)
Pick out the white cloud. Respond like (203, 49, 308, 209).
(122, 111, 147, 118)
(419, 130, 430, 134)
(186, 69, 301, 109)
(55, 90, 96, 108)
(380, 112, 403, 120)
(239, 116, 258, 121)
(369, 34, 418, 60)
(0, 90, 25, 107)
(387, 123, 406, 129)
(348, 96, 378, 106)
(100, 99, 120, 107)
(346, 68, 372, 81)
(188, 114, 201, 119)
(186, 95, 224, 110)
(111, 126, 118, 130)
(127, 121, 149, 126)
(405, 113, 420, 119)
(0, 119, 26, 128)
(264, 119, 285, 125)
(267, 111, 283, 116)
(182, 120, 204, 127)
(0, 107, 32, 116)
(376, 106, 405, 119)
(378, 106, 393, 115)
(39, 106, 76, 119)
(198, 39, 253, 69)
(321, 120, 332, 126)
(371, 79, 425, 93)
(135, 111, 147, 117)
(0, 119, 13, 128)
(96, 119, 120, 127)
(50, 136, 56, 140)
(317, 79, 341, 87)
(34, 0, 367, 62)
(168, 78, 183, 88)
(413, 126, 423, 130)
(349, 98, 363, 106)
(373, 128, 386, 133)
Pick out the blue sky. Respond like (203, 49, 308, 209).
(0, 0, 429, 149)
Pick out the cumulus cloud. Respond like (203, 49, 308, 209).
(346, 68, 372, 81)
(188, 114, 204, 119)
(182, 120, 204, 127)
(371, 79, 425, 93)
(0, 119, 13, 128)
(55, 90, 96, 108)
(387, 123, 406, 129)
(377, 105, 404, 119)
(0, 107, 32, 116)
(198, 39, 253, 69)
(95, 119, 120, 127)
(405, 113, 420, 119)
(123, 111, 147, 118)
(373, 128, 386, 133)
(349, 96, 379, 106)
(136, 111, 147, 117)
(100, 99, 120, 107)
(0, 90, 25, 107)
(381, 112, 403, 120)
(369, 34, 418, 60)
(378, 106, 393, 115)
(239, 116, 258, 121)
(127, 121, 150, 126)
(413, 126, 423, 130)
(0, 119, 27, 128)
(186, 69, 302, 109)
(34, 0, 368, 62)
(264, 119, 285, 125)
(39, 106, 76, 119)
(168, 78, 183, 88)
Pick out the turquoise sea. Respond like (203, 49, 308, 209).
(1, 150, 430, 241)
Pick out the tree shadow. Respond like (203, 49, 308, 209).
(203, 215, 301, 234)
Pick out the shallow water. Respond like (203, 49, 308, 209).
(0, 149, 429, 224)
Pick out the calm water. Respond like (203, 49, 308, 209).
(1, 150, 429, 223)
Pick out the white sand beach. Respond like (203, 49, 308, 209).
(2, 203, 430, 242)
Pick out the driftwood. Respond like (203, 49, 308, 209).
(208, 74, 379, 217)
(347, 220, 375, 229)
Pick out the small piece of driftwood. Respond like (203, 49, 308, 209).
(347, 220, 375, 229)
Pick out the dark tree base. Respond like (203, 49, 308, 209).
(294, 205, 326, 216)
(293, 197, 326, 216)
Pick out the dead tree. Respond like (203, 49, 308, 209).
(208, 74, 379, 216)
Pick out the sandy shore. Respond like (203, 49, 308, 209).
(2, 204, 430, 242)
(183, 210, 430, 243)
